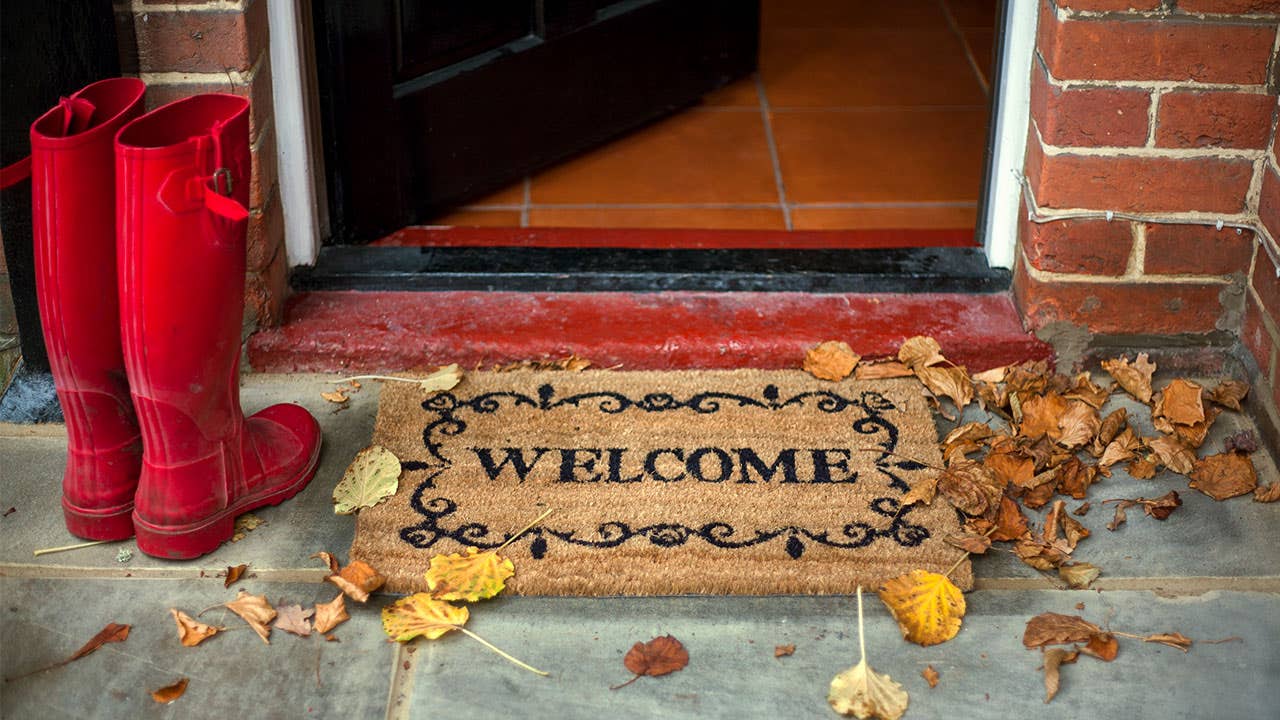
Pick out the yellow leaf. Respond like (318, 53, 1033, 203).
(417, 364, 463, 393)
(332, 445, 402, 515)
(381, 593, 469, 642)
(829, 587, 909, 719)
(877, 570, 966, 647)
(320, 389, 348, 404)
(426, 546, 515, 602)
(313, 594, 350, 634)
(897, 336, 944, 371)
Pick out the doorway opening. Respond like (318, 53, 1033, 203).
(305, 0, 1009, 290)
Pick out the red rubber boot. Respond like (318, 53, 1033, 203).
(115, 94, 322, 559)
(27, 78, 147, 540)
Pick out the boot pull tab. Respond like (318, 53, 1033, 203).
(1, 97, 97, 190)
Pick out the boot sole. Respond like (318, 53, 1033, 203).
(132, 440, 323, 560)
(63, 499, 136, 541)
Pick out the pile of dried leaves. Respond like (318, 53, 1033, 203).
(804, 337, 1269, 713)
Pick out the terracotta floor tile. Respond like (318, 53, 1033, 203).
(772, 108, 989, 203)
(791, 205, 978, 230)
(529, 110, 779, 204)
(702, 77, 760, 107)
(761, 28, 987, 107)
(762, 0, 947, 29)
(964, 29, 995, 87)
(421, 208, 522, 227)
(944, 0, 999, 29)
(527, 207, 786, 230)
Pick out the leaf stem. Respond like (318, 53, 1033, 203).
(496, 508, 555, 553)
(609, 674, 641, 691)
(856, 585, 866, 664)
(331, 375, 423, 385)
(457, 627, 549, 676)
(943, 524, 998, 579)
(32, 539, 114, 556)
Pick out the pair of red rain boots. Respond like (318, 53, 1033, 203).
(9, 78, 321, 559)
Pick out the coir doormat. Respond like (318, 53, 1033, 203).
(351, 370, 971, 595)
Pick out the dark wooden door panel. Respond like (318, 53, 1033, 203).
(314, 0, 759, 244)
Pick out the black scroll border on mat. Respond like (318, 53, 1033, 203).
(396, 384, 933, 560)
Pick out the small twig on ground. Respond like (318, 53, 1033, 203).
(943, 525, 999, 580)
(32, 539, 114, 557)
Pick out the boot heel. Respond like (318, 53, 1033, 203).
(62, 500, 135, 541)
(132, 512, 236, 560)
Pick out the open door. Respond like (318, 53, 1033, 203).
(313, 0, 760, 244)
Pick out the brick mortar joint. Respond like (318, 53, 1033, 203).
(1021, 253, 1233, 285)
(1055, 4, 1280, 25)
(131, 1, 250, 13)
(138, 45, 267, 86)
(1037, 53, 1274, 93)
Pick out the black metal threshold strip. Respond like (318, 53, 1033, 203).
(292, 246, 1010, 293)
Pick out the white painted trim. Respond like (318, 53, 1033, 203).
(268, 0, 321, 267)
(983, 0, 1039, 269)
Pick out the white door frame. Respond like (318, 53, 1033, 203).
(982, 0, 1038, 270)
(269, 2, 1036, 270)
(268, 0, 322, 267)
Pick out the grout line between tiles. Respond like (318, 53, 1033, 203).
(754, 74, 793, 231)
(385, 641, 418, 720)
(936, 0, 990, 96)
(520, 177, 532, 227)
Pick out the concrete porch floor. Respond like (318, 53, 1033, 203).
(1, 374, 1278, 719)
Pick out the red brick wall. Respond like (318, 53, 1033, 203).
(116, 0, 285, 329)
(1246, 92, 1280, 420)
(1015, 0, 1279, 341)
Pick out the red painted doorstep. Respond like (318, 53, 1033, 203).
(373, 226, 980, 249)
(247, 291, 1050, 373)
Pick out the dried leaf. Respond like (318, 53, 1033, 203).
(855, 361, 915, 380)
(916, 365, 973, 411)
(1172, 406, 1219, 449)
(1102, 354, 1156, 403)
(775, 644, 796, 658)
(1041, 647, 1078, 703)
(327, 560, 386, 603)
(991, 495, 1030, 541)
(417, 364, 464, 393)
(944, 422, 995, 449)
(1073, 501, 1090, 516)
(1126, 457, 1158, 479)
(425, 546, 515, 602)
(897, 336, 944, 370)
(1206, 379, 1248, 411)
(1023, 613, 1102, 648)
(972, 365, 1009, 384)
(1103, 491, 1182, 531)
(922, 665, 940, 689)
(1153, 379, 1205, 426)
(985, 452, 1034, 489)
(1057, 458, 1099, 500)
(1057, 401, 1101, 449)
(313, 594, 350, 634)
(900, 473, 939, 507)
(829, 589, 909, 719)
(333, 445, 402, 515)
(1098, 428, 1142, 471)
(1081, 632, 1119, 661)
(311, 551, 340, 574)
(225, 591, 276, 644)
(1189, 452, 1257, 500)
(1254, 483, 1280, 503)
(1223, 429, 1258, 454)
(1089, 408, 1128, 456)
(1144, 632, 1193, 652)
(381, 593, 468, 642)
(1064, 372, 1111, 408)
(223, 563, 247, 589)
(1058, 563, 1100, 589)
(1148, 435, 1196, 475)
(1018, 393, 1067, 441)
(170, 609, 220, 647)
(804, 341, 860, 381)
(937, 460, 1003, 517)
(230, 513, 264, 543)
(274, 604, 314, 637)
(878, 570, 966, 647)
(150, 677, 189, 704)
(621, 635, 689, 681)
(320, 389, 348, 404)
(944, 533, 992, 554)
